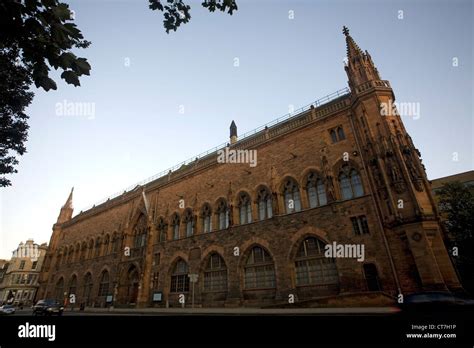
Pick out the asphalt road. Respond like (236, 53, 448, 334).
(5, 306, 401, 316)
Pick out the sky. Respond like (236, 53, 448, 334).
(0, 0, 472, 259)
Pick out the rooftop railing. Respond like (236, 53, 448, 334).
(78, 87, 350, 214)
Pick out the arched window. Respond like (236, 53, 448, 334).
(330, 129, 338, 143)
(183, 209, 194, 237)
(283, 178, 301, 214)
(171, 213, 180, 240)
(112, 233, 119, 253)
(68, 275, 77, 297)
(83, 273, 93, 305)
(134, 214, 147, 248)
(55, 251, 62, 270)
(98, 271, 110, 297)
(75, 243, 80, 262)
(295, 237, 339, 286)
(238, 192, 252, 224)
(55, 277, 64, 301)
(80, 242, 87, 261)
(87, 239, 94, 259)
(201, 204, 212, 233)
(170, 259, 189, 293)
(339, 166, 364, 200)
(337, 126, 345, 140)
(62, 247, 68, 265)
(244, 246, 276, 289)
(306, 172, 327, 208)
(157, 217, 167, 242)
(67, 246, 74, 264)
(103, 235, 110, 256)
(216, 199, 229, 230)
(257, 186, 273, 220)
(94, 238, 101, 257)
(204, 253, 227, 292)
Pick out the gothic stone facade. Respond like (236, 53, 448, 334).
(37, 28, 461, 309)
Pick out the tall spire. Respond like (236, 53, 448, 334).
(343, 26, 363, 61)
(63, 187, 74, 209)
(343, 26, 381, 93)
(57, 187, 74, 224)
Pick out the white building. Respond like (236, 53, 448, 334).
(0, 239, 48, 306)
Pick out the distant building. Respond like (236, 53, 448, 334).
(0, 260, 9, 286)
(431, 170, 474, 195)
(0, 240, 48, 306)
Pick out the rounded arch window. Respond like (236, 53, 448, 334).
(204, 253, 227, 292)
(295, 237, 339, 286)
(170, 259, 189, 293)
(98, 271, 110, 297)
(244, 246, 275, 289)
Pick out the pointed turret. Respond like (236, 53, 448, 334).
(343, 26, 381, 92)
(57, 187, 74, 224)
(343, 26, 363, 61)
(230, 120, 237, 144)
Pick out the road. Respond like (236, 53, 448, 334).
(6, 306, 401, 316)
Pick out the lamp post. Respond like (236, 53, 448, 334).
(188, 274, 198, 309)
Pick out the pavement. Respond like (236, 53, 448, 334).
(7, 306, 401, 316)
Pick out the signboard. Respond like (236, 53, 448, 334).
(106, 295, 113, 303)
(153, 292, 163, 302)
(188, 274, 199, 283)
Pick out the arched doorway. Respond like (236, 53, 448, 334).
(126, 266, 140, 305)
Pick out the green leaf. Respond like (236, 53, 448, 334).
(36, 76, 57, 91)
(72, 58, 91, 76)
(52, 4, 72, 21)
(58, 52, 77, 69)
(61, 70, 80, 86)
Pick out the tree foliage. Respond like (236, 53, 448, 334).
(436, 181, 474, 293)
(149, 0, 238, 33)
(0, 47, 34, 187)
(0, 0, 238, 187)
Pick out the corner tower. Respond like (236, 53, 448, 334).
(343, 27, 461, 292)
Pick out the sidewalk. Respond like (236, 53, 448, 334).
(83, 306, 400, 315)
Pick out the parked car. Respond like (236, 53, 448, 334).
(399, 291, 474, 312)
(0, 304, 16, 314)
(32, 299, 64, 316)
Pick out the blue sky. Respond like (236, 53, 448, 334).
(0, 0, 472, 258)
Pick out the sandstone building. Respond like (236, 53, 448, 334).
(37, 28, 461, 308)
(0, 240, 48, 306)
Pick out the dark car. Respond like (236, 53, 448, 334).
(399, 291, 474, 312)
(32, 299, 64, 316)
(0, 304, 16, 315)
